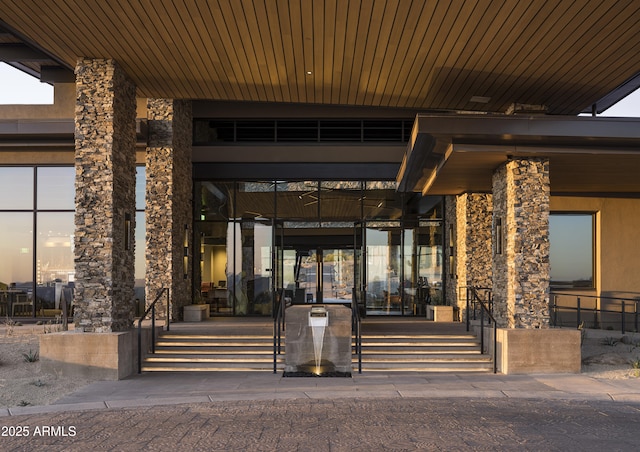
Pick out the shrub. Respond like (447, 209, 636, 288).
(22, 349, 39, 362)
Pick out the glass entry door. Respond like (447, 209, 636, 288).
(281, 247, 354, 304)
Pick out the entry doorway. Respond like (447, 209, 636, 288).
(286, 248, 355, 304)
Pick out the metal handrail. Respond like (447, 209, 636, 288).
(550, 292, 640, 333)
(466, 286, 497, 374)
(273, 289, 285, 373)
(137, 288, 170, 374)
(352, 287, 362, 374)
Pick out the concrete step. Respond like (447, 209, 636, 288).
(146, 355, 283, 363)
(142, 365, 284, 372)
(143, 331, 492, 373)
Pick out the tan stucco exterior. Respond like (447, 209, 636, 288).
(0, 82, 148, 120)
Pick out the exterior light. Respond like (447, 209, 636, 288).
(183, 224, 189, 279)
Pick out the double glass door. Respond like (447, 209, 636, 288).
(279, 247, 354, 305)
(275, 220, 442, 316)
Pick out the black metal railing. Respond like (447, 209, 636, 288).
(273, 289, 286, 374)
(352, 287, 362, 374)
(137, 288, 170, 374)
(551, 292, 640, 333)
(465, 286, 497, 374)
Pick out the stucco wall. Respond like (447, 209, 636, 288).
(0, 82, 147, 119)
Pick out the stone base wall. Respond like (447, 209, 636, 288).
(146, 99, 193, 320)
(492, 158, 550, 329)
(74, 59, 137, 333)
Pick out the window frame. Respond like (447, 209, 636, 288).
(549, 211, 596, 290)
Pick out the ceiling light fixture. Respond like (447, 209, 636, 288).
(470, 95, 491, 103)
(306, 71, 312, 75)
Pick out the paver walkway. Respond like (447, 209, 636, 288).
(2, 371, 640, 450)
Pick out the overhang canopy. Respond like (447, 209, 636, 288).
(1, 1, 639, 114)
(397, 115, 640, 195)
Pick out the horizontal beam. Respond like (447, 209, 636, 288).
(40, 66, 75, 83)
(0, 43, 51, 62)
(193, 162, 400, 181)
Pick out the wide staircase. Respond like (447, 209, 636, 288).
(141, 319, 493, 373)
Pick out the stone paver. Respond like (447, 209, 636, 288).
(2, 397, 640, 451)
(1, 371, 640, 450)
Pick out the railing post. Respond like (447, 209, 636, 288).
(151, 305, 156, 354)
(635, 301, 638, 334)
(480, 304, 485, 354)
(466, 287, 470, 332)
(621, 300, 626, 334)
(273, 310, 277, 374)
(493, 322, 497, 374)
(137, 320, 142, 374)
(165, 288, 170, 331)
(576, 297, 581, 328)
(278, 303, 282, 353)
(550, 295, 556, 327)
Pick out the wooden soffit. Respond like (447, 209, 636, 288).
(0, 1, 639, 113)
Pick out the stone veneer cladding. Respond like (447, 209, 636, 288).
(74, 59, 137, 333)
(146, 99, 193, 320)
(492, 158, 550, 329)
(444, 194, 493, 319)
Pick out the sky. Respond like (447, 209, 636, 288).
(0, 62, 639, 116)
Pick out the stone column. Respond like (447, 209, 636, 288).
(146, 99, 193, 321)
(492, 158, 550, 328)
(74, 59, 137, 332)
(444, 194, 493, 319)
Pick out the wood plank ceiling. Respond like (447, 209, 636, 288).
(1, 0, 639, 114)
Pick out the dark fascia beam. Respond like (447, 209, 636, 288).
(193, 162, 399, 181)
(40, 66, 75, 83)
(396, 114, 640, 193)
(0, 43, 51, 62)
(0, 19, 72, 71)
(581, 71, 640, 115)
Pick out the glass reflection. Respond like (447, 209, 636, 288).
(0, 167, 33, 209)
(136, 166, 146, 211)
(193, 179, 443, 317)
(37, 167, 75, 209)
(196, 181, 234, 221)
(35, 212, 74, 317)
(366, 226, 402, 314)
(0, 213, 33, 291)
(135, 212, 145, 312)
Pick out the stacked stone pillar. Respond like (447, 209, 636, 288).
(145, 99, 193, 320)
(73, 59, 137, 332)
(492, 158, 550, 328)
(444, 194, 493, 319)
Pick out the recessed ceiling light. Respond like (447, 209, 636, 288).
(470, 96, 491, 103)
(306, 71, 312, 75)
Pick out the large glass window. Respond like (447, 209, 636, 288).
(135, 167, 146, 309)
(0, 213, 33, 289)
(37, 167, 75, 210)
(365, 223, 402, 314)
(0, 167, 33, 209)
(549, 213, 594, 289)
(194, 179, 443, 317)
(35, 212, 74, 315)
(0, 165, 147, 317)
